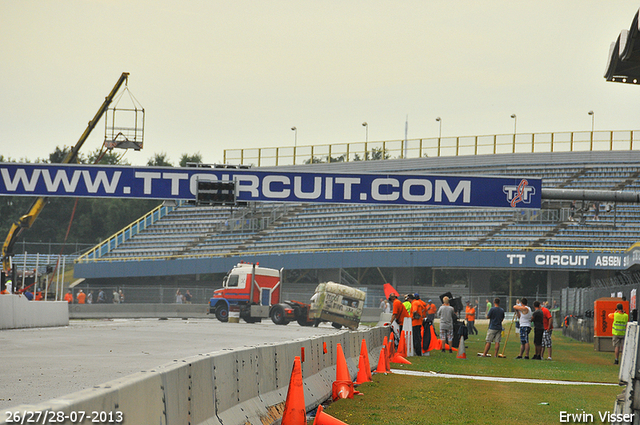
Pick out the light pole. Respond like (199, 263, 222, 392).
(588, 111, 595, 151)
(291, 126, 297, 165)
(510, 114, 517, 153)
(435, 117, 442, 157)
(362, 122, 368, 144)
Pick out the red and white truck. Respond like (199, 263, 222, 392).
(209, 262, 365, 329)
(209, 262, 313, 325)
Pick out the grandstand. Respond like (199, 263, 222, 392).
(79, 152, 640, 261)
(73, 148, 640, 303)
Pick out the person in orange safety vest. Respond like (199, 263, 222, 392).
(390, 293, 408, 349)
(465, 300, 478, 335)
(410, 293, 427, 356)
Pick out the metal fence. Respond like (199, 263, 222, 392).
(224, 130, 640, 167)
(70, 285, 215, 305)
(561, 271, 640, 318)
(66, 281, 560, 316)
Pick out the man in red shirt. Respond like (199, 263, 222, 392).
(541, 303, 553, 360)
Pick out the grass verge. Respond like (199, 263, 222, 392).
(312, 323, 622, 424)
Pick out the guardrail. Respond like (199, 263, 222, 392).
(224, 130, 640, 166)
(0, 327, 387, 425)
(76, 201, 181, 262)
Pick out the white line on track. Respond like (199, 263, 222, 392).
(390, 369, 618, 386)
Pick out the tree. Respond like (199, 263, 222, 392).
(370, 147, 390, 161)
(353, 147, 390, 161)
(327, 155, 346, 163)
(87, 148, 129, 165)
(179, 152, 203, 167)
(0, 155, 21, 163)
(147, 152, 173, 167)
(49, 146, 73, 164)
(304, 156, 324, 164)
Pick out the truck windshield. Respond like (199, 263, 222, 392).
(226, 274, 239, 288)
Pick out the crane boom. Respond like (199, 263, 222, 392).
(1, 72, 130, 273)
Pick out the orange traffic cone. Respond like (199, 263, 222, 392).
(281, 356, 305, 425)
(457, 336, 467, 359)
(313, 405, 348, 425)
(397, 330, 408, 357)
(335, 343, 350, 382)
(355, 354, 372, 384)
(384, 341, 391, 372)
(386, 334, 394, 359)
(435, 339, 443, 351)
(427, 325, 439, 352)
(390, 352, 412, 364)
(383, 335, 391, 366)
(375, 347, 387, 374)
(359, 339, 372, 380)
(331, 380, 354, 400)
(332, 343, 354, 400)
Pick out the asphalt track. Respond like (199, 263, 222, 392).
(0, 318, 339, 410)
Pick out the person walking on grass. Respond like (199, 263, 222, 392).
(481, 298, 505, 357)
(608, 303, 629, 365)
(465, 300, 478, 335)
(541, 302, 553, 360)
(531, 301, 544, 360)
(513, 297, 532, 359)
(437, 296, 456, 353)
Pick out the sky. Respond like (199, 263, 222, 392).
(2, 1, 640, 166)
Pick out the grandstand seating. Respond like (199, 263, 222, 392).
(93, 152, 640, 259)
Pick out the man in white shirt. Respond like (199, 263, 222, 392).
(513, 297, 532, 359)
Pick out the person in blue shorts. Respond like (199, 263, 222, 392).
(481, 298, 505, 357)
(513, 297, 532, 359)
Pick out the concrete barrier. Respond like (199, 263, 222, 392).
(0, 326, 387, 425)
(68, 303, 210, 319)
(69, 304, 383, 324)
(0, 295, 69, 330)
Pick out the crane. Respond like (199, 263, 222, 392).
(1, 72, 131, 280)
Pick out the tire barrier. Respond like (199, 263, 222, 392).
(0, 327, 387, 425)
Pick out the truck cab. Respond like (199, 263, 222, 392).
(210, 262, 281, 322)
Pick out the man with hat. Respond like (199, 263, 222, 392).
(389, 293, 408, 349)
(465, 300, 478, 335)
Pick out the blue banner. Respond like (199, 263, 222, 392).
(0, 163, 541, 208)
